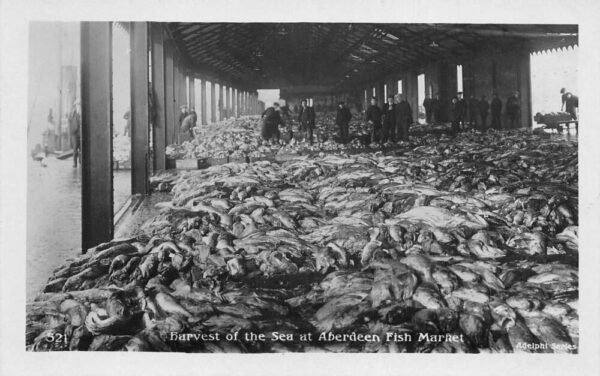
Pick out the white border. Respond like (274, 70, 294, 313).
(2, 0, 600, 375)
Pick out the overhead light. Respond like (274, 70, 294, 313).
(345, 74, 350, 78)
(429, 41, 439, 47)
(353, 68, 359, 72)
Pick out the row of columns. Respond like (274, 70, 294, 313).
(80, 21, 263, 250)
(185, 79, 261, 123)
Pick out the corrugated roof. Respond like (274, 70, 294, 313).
(166, 23, 578, 90)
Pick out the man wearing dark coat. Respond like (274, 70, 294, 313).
(478, 95, 490, 129)
(423, 94, 433, 124)
(506, 91, 521, 129)
(456, 92, 467, 130)
(395, 94, 413, 142)
(382, 95, 396, 143)
(298, 99, 316, 145)
(335, 102, 352, 143)
(365, 97, 383, 144)
(261, 102, 285, 143)
(468, 95, 480, 128)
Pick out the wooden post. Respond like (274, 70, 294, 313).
(164, 42, 175, 146)
(151, 23, 166, 170)
(81, 22, 113, 251)
(200, 79, 207, 125)
(219, 84, 224, 120)
(130, 22, 149, 194)
(210, 81, 216, 123)
(226, 86, 231, 118)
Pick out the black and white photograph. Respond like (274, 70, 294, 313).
(2, 0, 600, 375)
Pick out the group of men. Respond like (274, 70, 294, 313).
(449, 91, 522, 135)
(261, 99, 354, 145)
(365, 95, 413, 144)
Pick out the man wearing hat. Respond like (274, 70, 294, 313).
(506, 91, 521, 129)
(68, 100, 81, 167)
(395, 94, 413, 142)
(298, 99, 316, 145)
(382, 95, 397, 143)
(365, 97, 382, 144)
(335, 101, 352, 143)
(490, 93, 502, 129)
(456, 92, 467, 130)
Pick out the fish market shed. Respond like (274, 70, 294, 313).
(74, 22, 577, 246)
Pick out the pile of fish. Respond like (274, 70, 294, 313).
(166, 112, 381, 161)
(28, 129, 578, 353)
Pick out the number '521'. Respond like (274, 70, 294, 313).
(45, 332, 69, 343)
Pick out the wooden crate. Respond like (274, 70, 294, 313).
(175, 159, 201, 170)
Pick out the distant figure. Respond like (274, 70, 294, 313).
(189, 108, 198, 127)
(560, 88, 568, 111)
(431, 94, 442, 123)
(468, 95, 479, 128)
(395, 94, 413, 142)
(478, 95, 490, 129)
(181, 112, 196, 140)
(123, 109, 131, 136)
(423, 94, 433, 124)
(382, 95, 397, 143)
(456, 92, 467, 130)
(450, 96, 460, 136)
(178, 105, 188, 128)
(261, 102, 284, 143)
(335, 102, 352, 143)
(298, 99, 316, 145)
(506, 91, 521, 129)
(491, 93, 502, 129)
(68, 100, 81, 167)
(365, 97, 383, 144)
(564, 91, 579, 120)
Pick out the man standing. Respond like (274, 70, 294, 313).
(456, 92, 467, 130)
(68, 100, 81, 167)
(478, 95, 490, 129)
(382, 95, 396, 143)
(298, 99, 316, 145)
(468, 95, 479, 128)
(491, 93, 502, 129)
(450, 96, 460, 136)
(506, 91, 521, 129)
(335, 101, 352, 143)
(261, 102, 285, 143)
(564, 91, 579, 120)
(431, 94, 442, 123)
(560, 88, 568, 111)
(365, 97, 382, 144)
(180, 112, 196, 141)
(395, 94, 413, 142)
(423, 93, 433, 124)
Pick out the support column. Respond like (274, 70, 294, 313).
(188, 76, 195, 112)
(164, 42, 175, 147)
(81, 22, 113, 251)
(226, 86, 231, 118)
(200, 79, 207, 125)
(173, 60, 181, 143)
(210, 81, 216, 123)
(151, 23, 166, 170)
(130, 22, 149, 195)
(219, 84, 224, 120)
(518, 52, 532, 128)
